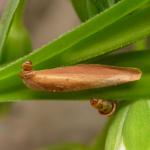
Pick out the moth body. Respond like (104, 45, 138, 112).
(20, 61, 142, 92)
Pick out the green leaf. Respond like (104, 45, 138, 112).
(2, 0, 32, 63)
(52, 7, 150, 66)
(0, 50, 150, 101)
(71, 0, 120, 21)
(86, 0, 99, 19)
(105, 100, 150, 150)
(0, 0, 150, 100)
(4, 75, 150, 101)
(0, 4, 149, 87)
(105, 102, 129, 150)
(123, 100, 150, 150)
(71, 0, 89, 22)
(0, 0, 21, 61)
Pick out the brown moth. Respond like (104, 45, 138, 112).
(20, 61, 142, 92)
(90, 98, 117, 116)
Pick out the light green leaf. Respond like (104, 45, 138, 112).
(123, 100, 150, 150)
(105, 102, 130, 150)
(1, 0, 32, 63)
(105, 100, 150, 150)
(0, 0, 21, 61)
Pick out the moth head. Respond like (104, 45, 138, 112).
(22, 60, 32, 71)
(20, 61, 33, 79)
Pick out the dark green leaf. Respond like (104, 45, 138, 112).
(71, 0, 121, 21)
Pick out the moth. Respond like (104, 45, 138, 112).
(90, 98, 117, 116)
(20, 61, 142, 92)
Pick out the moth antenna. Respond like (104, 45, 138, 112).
(22, 61, 32, 71)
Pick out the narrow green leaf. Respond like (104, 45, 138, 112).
(0, 0, 149, 101)
(0, 0, 148, 72)
(52, 7, 150, 65)
(0, 0, 21, 61)
(0, 50, 150, 101)
(1, 73, 150, 101)
(105, 100, 150, 150)
(0, 5, 149, 94)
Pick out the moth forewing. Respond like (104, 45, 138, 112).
(20, 62, 142, 92)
